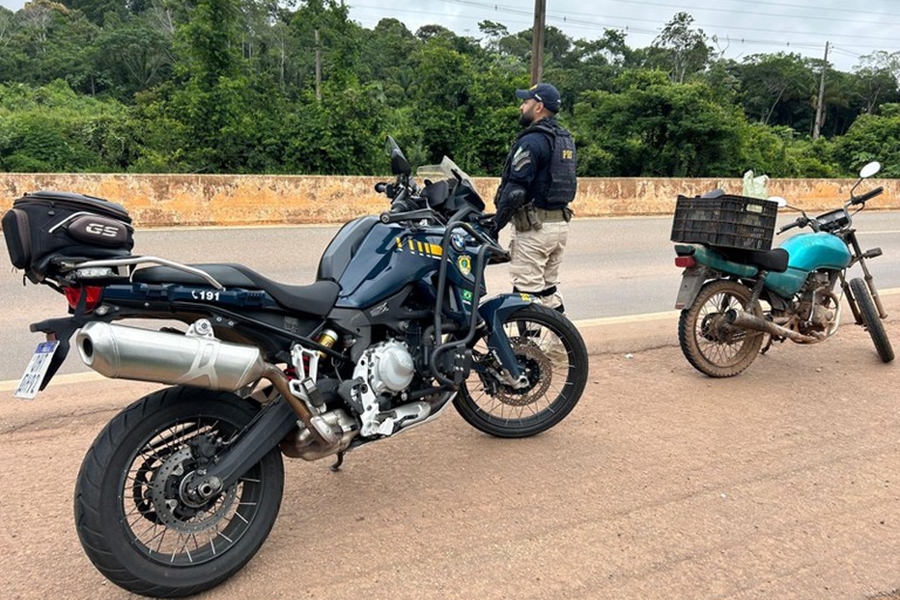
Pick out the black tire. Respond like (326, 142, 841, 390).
(849, 277, 894, 363)
(678, 279, 764, 378)
(453, 304, 588, 438)
(74, 386, 285, 597)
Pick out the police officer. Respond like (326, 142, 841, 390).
(491, 83, 577, 314)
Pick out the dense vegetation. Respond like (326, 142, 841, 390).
(2, 0, 900, 177)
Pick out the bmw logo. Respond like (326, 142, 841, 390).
(450, 233, 466, 252)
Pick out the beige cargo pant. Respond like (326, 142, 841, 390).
(508, 220, 569, 312)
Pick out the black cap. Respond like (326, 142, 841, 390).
(515, 83, 561, 113)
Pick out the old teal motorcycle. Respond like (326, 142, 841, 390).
(672, 161, 893, 377)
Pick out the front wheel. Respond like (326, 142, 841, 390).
(849, 277, 894, 363)
(678, 279, 764, 377)
(74, 386, 285, 597)
(453, 304, 588, 438)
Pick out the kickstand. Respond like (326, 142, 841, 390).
(330, 451, 345, 472)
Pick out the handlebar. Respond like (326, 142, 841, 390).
(378, 207, 437, 224)
(777, 215, 808, 235)
(776, 183, 883, 236)
(851, 185, 883, 205)
(374, 174, 508, 259)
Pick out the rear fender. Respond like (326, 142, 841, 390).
(478, 293, 534, 377)
(675, 266, 714, 310)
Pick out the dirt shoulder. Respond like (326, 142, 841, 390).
(1, 301, 899, 600)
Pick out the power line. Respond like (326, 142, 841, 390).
(438, 0, 900, 42)
(349, 1, 899, 66)
(602, 0, 900, 22)
(657, 0, 900, 18)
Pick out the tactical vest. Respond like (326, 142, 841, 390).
(501, 119, 578, 210)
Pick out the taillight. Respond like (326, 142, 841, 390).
(65, 286, 103, 312)
(675, 256, 696, 268)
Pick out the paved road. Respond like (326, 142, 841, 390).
(0, 294, 898, 600)
(2, 213, 900, 381)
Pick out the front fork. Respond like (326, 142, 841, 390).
(478, 293, 535, 384)
(842, 234, 887, 321)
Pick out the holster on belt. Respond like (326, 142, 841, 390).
(513, 203, 542, 232)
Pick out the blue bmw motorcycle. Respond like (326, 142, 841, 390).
(2, 138, 587, 596)
(672, 161, 893, 378)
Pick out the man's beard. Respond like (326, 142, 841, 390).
(518, 111, 534, 127)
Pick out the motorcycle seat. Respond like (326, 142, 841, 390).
(718, 247, 789, 273)
(132, 263, 340, 316)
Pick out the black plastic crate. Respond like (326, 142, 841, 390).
(670, 194, 778, 251)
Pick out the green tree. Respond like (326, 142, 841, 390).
(573, 70, 745, 177)
(61, 0, 126, 25)
(0, 80, 133, 172)
(648, 12, 711, 84)
(282, 82, 388, 175)
(10, 1, 101, 93)
(94, 13, 173, 100)
(358, 18, 419, 102)
(832, 104, 900, 176)
(407, 36, 475, 164)
(852, 51, 900, 115)
(174, 0, 242, 85)
(737, 53, 816, 131)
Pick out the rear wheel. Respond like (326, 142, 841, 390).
(678, 279, 764, 377)
(849, 277, 894, 363)
(453, 304, 588, 438)
(74, 386, 285, 597)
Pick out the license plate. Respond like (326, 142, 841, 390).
(14, 341, 60, 399)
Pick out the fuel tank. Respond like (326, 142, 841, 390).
(765, 232, 851, 297)
(325, 220, 483, 310)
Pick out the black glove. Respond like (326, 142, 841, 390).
(493, 184, 526, 232)
(485, 218, 500, 241)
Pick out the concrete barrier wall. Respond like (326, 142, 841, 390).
(1, 173, 897, 227)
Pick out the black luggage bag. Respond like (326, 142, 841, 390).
(2, 190, 134, 282)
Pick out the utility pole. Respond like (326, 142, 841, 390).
(813, 41, 829, 140)
(530, 0, 546, 85)
(315, 28, 322, 103)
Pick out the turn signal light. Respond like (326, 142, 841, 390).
(674, 256, 696, 268)
(65, 286, 103, 312)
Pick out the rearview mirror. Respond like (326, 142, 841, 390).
(859, 161, 881, 178)
(767, 196, 788, 208)
(385, 136, 411, 176)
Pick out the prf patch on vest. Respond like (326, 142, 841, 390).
(512, 146, 532, 172)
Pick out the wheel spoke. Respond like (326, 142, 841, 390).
(117, 414, 267, 567)
(457, 307, 585, 436)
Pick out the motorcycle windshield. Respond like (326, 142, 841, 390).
(416, 155, 471, 185)
(417, 157, 486, 211)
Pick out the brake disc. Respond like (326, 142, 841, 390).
(494, 341, 553, 407)
(149, 446, 237, 534)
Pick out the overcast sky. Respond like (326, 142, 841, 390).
(1, 0, 897, 72)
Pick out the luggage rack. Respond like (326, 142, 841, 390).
(64, 256, 225, 290)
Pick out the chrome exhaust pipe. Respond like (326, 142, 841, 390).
(76, 321, 267, 390)
(725, 309, 821, 344)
